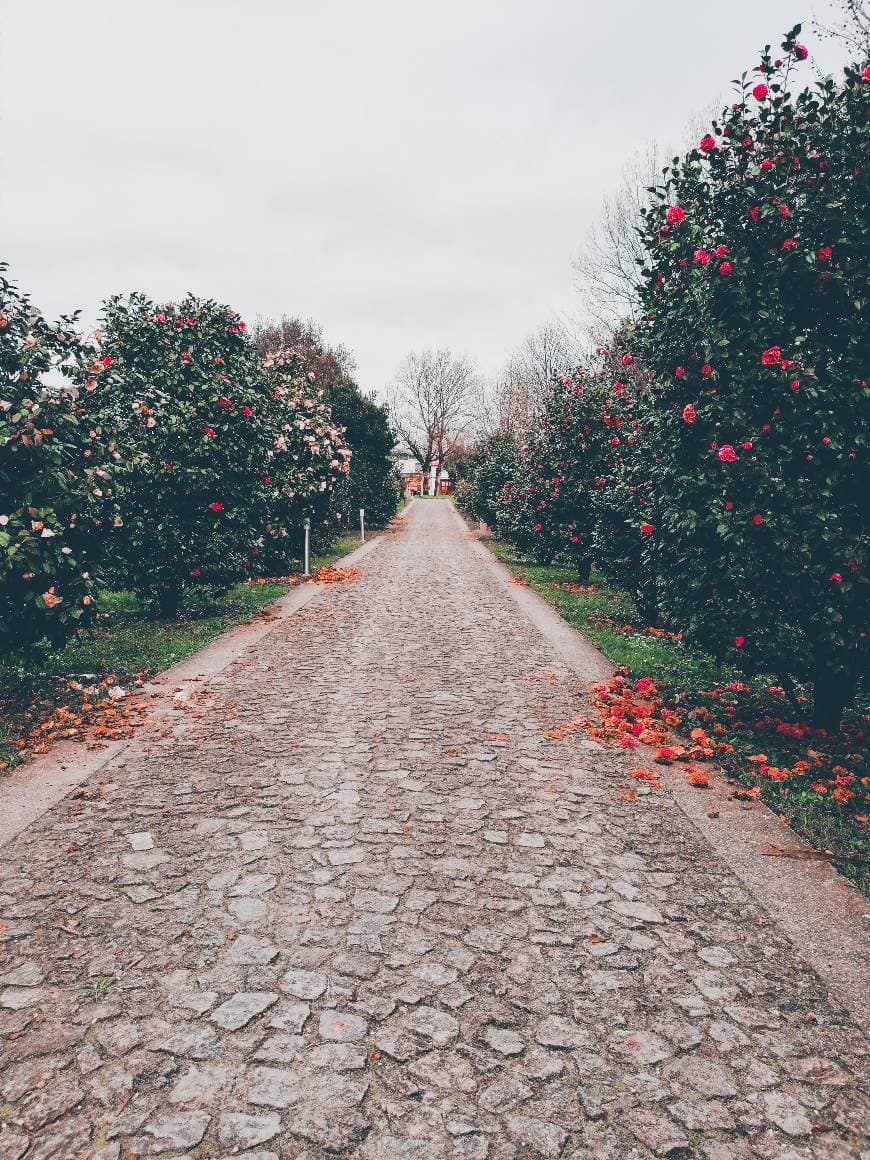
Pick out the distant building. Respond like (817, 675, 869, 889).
(395, 454, 451, 496)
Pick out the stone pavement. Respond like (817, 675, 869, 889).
(0, 498, 867, 1159)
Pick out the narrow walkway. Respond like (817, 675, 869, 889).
(0, 500, 866, 1159)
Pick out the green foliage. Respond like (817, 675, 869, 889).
(455, 432, 518, 526)
(327, 379, 400, 530)
(0, 265, 117, 652)
(631, 31, 869, 725)
(92, 296, 348, 611)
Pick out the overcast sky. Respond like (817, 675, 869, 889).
(2, 0, 852, 394)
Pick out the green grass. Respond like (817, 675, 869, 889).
(484, 536, 869, 893)
(0, 534, 361, 771)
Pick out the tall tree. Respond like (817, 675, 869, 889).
(388, 348, 480, 494)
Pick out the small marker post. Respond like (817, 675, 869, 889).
(303, 517, 310, 577)
(360, 508, 365, 544)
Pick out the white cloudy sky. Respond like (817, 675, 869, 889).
(2, 0, 852, 393)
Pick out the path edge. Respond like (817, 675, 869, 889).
(0, 533, 385, 850)
(449, 501, 870, 1031)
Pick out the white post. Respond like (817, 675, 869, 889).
(303, 517, 310, 576)
(359, 508, 365, 544)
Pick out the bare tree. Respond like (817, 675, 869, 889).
(388, 348, 480, 495)
(494, 319, 582, 434)
(812, 0, 870, 57)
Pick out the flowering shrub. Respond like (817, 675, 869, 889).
(631, 28, 868, 727)
(494, 374, 608, 574)
(93, 297, 348, 613)
(0, 265, 117, 652)
(455, 432, 518, 527)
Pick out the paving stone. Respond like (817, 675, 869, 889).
(218, 1111, 281, 1148)
(0, 499, 866, 1159)
(319, 1008, 369, 1042)
(145, 1110, 211, 1150)
(210, 991, 278, 1030)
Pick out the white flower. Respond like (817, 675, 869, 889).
(0, 514, 8, 525)
(40, 528, 55, 538)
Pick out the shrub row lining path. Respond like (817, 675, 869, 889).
(0, 498, 867, 1159)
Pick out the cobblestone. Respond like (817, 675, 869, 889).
(0, 499, 867, 1157)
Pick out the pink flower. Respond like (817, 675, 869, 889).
(700, 363, 713, 377)
(793, 43, 808, 60)
(181, 351, 192, 362)
(534, 523, 542, 532)
(665, 205, 685, 225)
(621, 353, 634, 366)
(742, 441, 753, 450)
(735, 635, 746, 648)
(724, 501, 733, 510)
(863, 64, 870, 81)
(189, 568, 202, 577)
(752, 513, 763, 525)
(208, 501, 224, 512)
(610, 436, 620, 446)
(674, 366, 685, 378)
(718, 444, 738, 463)
(242, 405, 253, 417)
(752, 83, 769, 99)
(761, 346, 782, 366)
(101, 355, 113, 367)
(829, 572, 843, 582)
(693, 249, 711, 265)
(640, 522, 655, 535)
(699, 134, 717, 153)
(783, 238, 798, 251)
(719, 262, 733, 276)
(682, 403, 697, 423)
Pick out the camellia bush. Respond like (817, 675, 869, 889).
(632, 28, 868, 727)
(93, 295, 348, 613)
(455, 432, 518, 528)
(495, 373, 608, 576)
(0, 264, 117, 653)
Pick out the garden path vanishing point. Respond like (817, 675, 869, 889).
(0, 498, 867, 1160)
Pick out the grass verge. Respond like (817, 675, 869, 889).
(486, 537, 869, 893)
(0, 534, 361, 772)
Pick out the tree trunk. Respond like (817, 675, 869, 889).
(811, 662, 856, 733)
(156, 583, 183, 620)
(575, 557, 592, 584)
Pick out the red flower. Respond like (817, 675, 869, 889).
(817, 245, 832, 262)
(163, 462, 172, 470)
(242, 405, 253, 417)
(864, 64, 870, 81)
(208, 501, 224, 512)
(761, 158, 774, 171)
(778, 205, 790, 217)
(742, 441, 753, 450)
(719, 262, 733, 276)
(610, 436, 620, 446)
(712, 244, 727, 258)
(793, 43, 808, 60)
(735, 635, 745, 648)
(202, 426, 216, 438)
(693, 249, 711, 265)
(181, 351, 192, 362)
(189, 568, 202, 577)
(718, 444, 738, 463)
(782, 238, 798, 251)
(700, 363, 713, 377)
(217, 397, 232, 408)
(749, 206, 760, 222)
(682, 403, 697, 424)
(752, 513, 763, 525)
(534, 523, 542, 532)
(101, 354, 113, 367)
(761, 346, 782, 366)
(724, 501, 733, 510)
(621, 353, 634, 366)
(752, 83, 769, 99)
(640, 522, 655, 535)
(674, 366, 685, 378)
(829, 572, 843, 583)
(699, 134, 717, 153)
(665, 205, 685, 225)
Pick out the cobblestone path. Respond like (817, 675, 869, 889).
(1, 499, 867, 1160)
